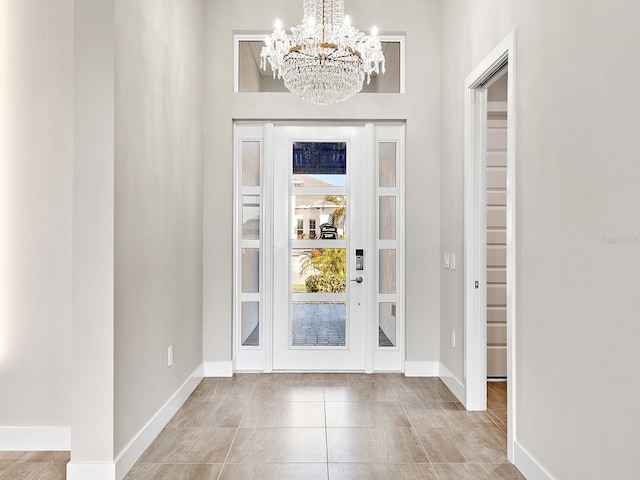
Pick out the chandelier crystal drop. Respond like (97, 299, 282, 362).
(260, 0, 385, 106)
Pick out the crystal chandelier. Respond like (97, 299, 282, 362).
(260, 0, 385, 106)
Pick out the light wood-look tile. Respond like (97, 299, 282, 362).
(239, 401, 325, 427)
(221, 373, 262, 384)
(395, 379, 459, 404)
(19, 451, 70, 463)
(453, 425, 508, 464)
(404, 401, 464, 429)
(0, 452, 27, 462)
(441, 409, 496, 431)
(207, 382, 256, 403)
(327, 427, 428, 463)
(187, 379, 218, 402)
(328, 463, 438, 479)
(0, 462, 66, 480)
(414, 424, 507, 464)
(257, 373, 327, 384)
(324, 383, 401, 402)
(225, 427, 327, 463)
(138, 427, 236, 464)
(218, 463, 328, 480)
(124, 463, 223, 480)
(250, 383, 325, 402)
(325, 401, 411, 427)
(433, 462, 526, 480)
(166, 400, 245, 428)
(119, 374, 517, 479)
(413, 426, 467, 463)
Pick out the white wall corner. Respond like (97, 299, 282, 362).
(67, 462, 116, 480)
(204, 361, 234, 377)
(0, 427, 70, 451)
(514, 441, 557, 480)
(113, 364, 203, 480)
(404, 361, 439, 377)
(438, 362, 466, 404)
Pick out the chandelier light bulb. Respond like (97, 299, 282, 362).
(261, 0, 385, 106)
(371, 25, 378, 36)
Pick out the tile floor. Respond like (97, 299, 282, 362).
(127, 374, 525, 480)
(0, 376, 523, 480)
(0, 451, 69, 480)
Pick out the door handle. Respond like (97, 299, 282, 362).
(350, 276, 363, 284)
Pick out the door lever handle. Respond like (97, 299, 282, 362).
(350, 276, 363, 283)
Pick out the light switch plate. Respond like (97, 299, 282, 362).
(450, 253, 456, 270)
(444, 252, 450, 269)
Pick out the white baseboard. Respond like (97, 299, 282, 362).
(0, 426, 70, 451)
(404, 361, 439, 377)
(67, 462, 115, 480)
(438, 362, 466, 404)
(204, 360, 234, 377)
(112, 363, 203, 480)
(514, 440, 556, 480)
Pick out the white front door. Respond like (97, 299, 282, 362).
(233, 122, 404, 373)
(272, 125, 368, 371)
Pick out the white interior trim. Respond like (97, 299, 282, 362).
(0, 426, 70, 451)
(463, 81, 488, 411)
(263, 122, 275, 373)
(514, 441, 557, 480)
(67, 462, 116, 480)
(404, 361, 439, 377)
(113, 364, 203, 480)
(364, 123, 376, 374)
(439, 362, 465, 403)
(204, 361, 234, 377)
(464, 29, 517, 460)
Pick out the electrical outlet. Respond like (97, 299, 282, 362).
(450, 253, 456, 270)
(444, 252, 450, 269)
(167, 345, 174, 367)
(451, 330, 456, 348)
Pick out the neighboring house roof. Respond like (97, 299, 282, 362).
(292, 174, 341, 209)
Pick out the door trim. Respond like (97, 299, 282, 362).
(464, 30, 517, 461)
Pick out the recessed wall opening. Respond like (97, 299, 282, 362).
(235, 36, 404, 94)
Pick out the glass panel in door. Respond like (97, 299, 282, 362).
(290, 142, 348, 348)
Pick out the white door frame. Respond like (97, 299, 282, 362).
(464, 30, 517, 461)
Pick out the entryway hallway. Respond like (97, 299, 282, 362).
(123, 374, 525, 480)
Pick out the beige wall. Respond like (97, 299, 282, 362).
(114, 0, 205, 456)
(203, 0, 442, 366)
(0, 0, 72, 430)
(440, 0, 640, 478)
